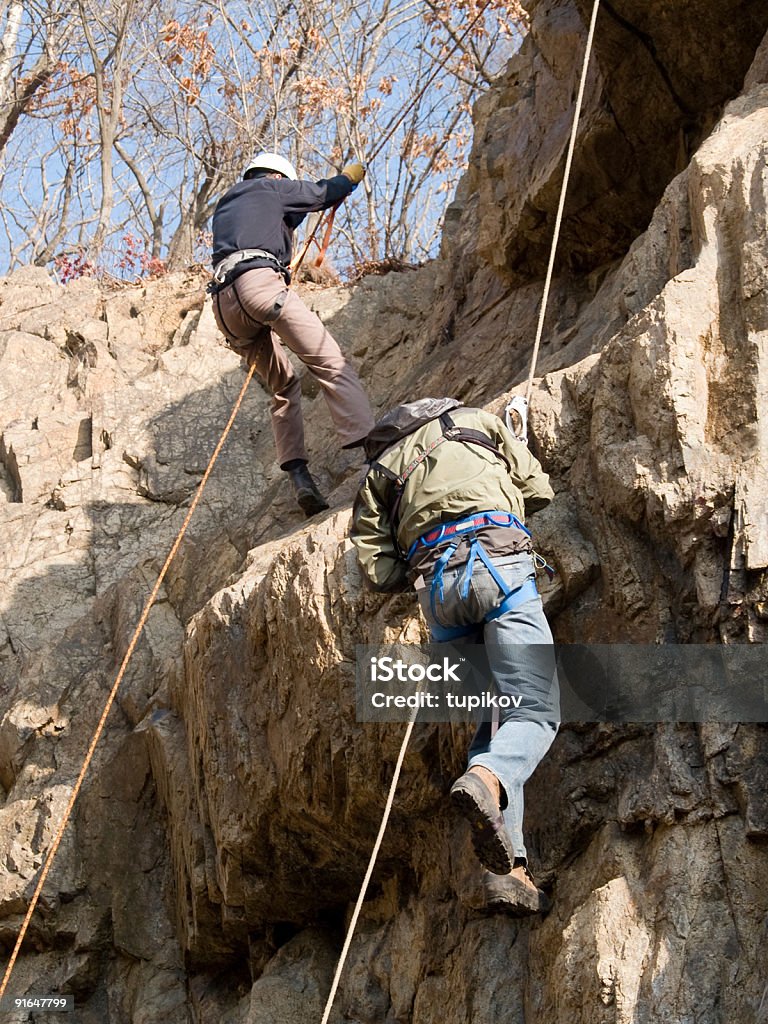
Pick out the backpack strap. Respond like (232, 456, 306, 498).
(439, 413, 513, 472)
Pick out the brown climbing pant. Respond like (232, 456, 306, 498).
(212, 267, 374, 466)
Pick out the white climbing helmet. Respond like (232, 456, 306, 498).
(243, 151, 297, 181)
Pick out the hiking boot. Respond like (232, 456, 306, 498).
(450, 766, 515, 875)
(483, 864, 552, 916)
(287, 464, 329, 517)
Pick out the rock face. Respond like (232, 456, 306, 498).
(1, 3, 768, 1023)
(457, 0, 768, 282)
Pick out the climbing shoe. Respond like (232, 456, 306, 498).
(450, 766, 515, 875)
(483, 864, 551, 916)
(287, 464, 329, 517)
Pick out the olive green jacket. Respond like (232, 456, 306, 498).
(351, 406, 553, 591)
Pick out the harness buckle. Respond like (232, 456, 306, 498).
(212, 248, 289, 287)
(533, 550, 556, 580)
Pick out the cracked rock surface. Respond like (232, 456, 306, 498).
(1, 3, 768, 1022)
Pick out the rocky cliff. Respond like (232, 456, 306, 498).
(2, 1, 768, 1021)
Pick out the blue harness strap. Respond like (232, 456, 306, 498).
(428, 575, 540, 641)
(422, 511, 545, 642)
(429, 541, 458, 621)
(484, 576, 540, 621)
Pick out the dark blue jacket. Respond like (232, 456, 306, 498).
(211, 174, 355, 279)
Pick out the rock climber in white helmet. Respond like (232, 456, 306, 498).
(209, 151, 374, 516)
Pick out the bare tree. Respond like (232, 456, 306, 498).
(75, 0, 142, 258)
(0, 0, 528, 278)
(0, 0, 76, 156)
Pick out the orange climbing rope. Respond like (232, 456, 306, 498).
(0, 360, 257, 1003)
(0, 159, 341, 1002)
(312, 202, 340, 268)
(290, 201, 340, 274)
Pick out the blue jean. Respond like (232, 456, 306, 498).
(417, 552, 559, 861)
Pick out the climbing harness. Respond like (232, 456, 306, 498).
(416, 511, 536, 641)
(505, 0, 602, 443)
(210, 247, 290, 287)
(407, 510, 554, 642)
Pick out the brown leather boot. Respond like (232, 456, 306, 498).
(467, 765, 501, 804)
(450, 765, 514, 875)
(483, 863, 552, 916)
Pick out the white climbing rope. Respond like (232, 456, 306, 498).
(506, 0, 602, 436)
(525, 0, 601, 400)
(323, 7, 603, 1016)
(319, 710, 417, 1024)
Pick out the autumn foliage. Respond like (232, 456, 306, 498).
(0, 0, 528, 280)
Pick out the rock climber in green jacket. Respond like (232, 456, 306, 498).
(351, 397, 559, 915)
